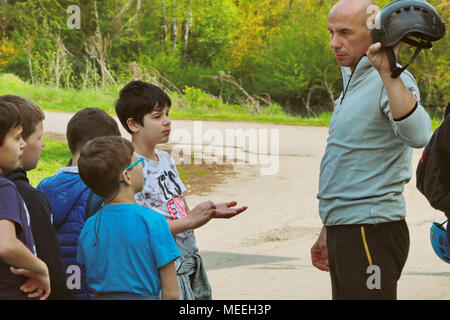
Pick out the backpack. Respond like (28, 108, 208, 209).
(416, 106, 450, 216)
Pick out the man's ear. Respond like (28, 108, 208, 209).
(126, 118, 140, 134)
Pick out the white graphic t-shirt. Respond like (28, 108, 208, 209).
(134, 150, 198, 257)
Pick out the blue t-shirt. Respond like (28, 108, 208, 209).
(77, 203, 180, 297)
(0, 175, 36, 299)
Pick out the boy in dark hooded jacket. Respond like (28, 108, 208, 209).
(2, 95, 72, 299)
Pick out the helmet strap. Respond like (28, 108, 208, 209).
(387, 45, 424, 79)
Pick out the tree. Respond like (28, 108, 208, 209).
(85, 0, 116, 89)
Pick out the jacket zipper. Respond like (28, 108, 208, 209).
(339, 55, 366, 105)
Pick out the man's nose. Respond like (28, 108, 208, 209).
(330, 35, 342, 50)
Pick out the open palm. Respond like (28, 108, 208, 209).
(214, 201, 247, 219)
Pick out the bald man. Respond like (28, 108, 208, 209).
(311, 0, 431, 300)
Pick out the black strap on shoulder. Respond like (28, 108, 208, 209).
(85, 192, 104, 221)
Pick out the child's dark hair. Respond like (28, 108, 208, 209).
(0, 95, 45, 140)
(66, 107, 121, 155)
(78, 136, 134, 200)
(0, 95, 22, 146)
(115, 81, 172, 134)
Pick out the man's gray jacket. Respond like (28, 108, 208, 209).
(318, 56, 431, 226)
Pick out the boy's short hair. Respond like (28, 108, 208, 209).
(115, 81, 172, 134)
(0, 95, 45, 141)
(78, 136, 134, 200)
(0, 95, 22, 146)
(66, 107, 121, 155)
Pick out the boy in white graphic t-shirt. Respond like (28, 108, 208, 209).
(115, 81, 247, 300)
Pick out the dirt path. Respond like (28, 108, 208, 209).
(43, 111, 450, 300)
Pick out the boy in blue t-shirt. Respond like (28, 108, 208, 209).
(0, 97, 50, 300)
(77, 136, 180, 300)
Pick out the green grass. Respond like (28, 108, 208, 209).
(0, 74, 117, 114)
(28, 138, 72, 187)
(0, 73, 444, 129)
(0, 73, 333, 126)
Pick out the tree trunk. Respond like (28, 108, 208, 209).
(93, 59, 98, 90)
(23, 35, 34, 84)
(171, 0, 177, 49)
(86, 1, 116, 89)
(323, 70, 336, 110)
(119, 0, 142, 33)
(27, 53, 34, 85)
(161, 0, 168, 53)
(55, 53, 60, 89)
(182, 0, 192, 52)
(82, 56, 89, 89)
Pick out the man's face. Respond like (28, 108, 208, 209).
(21, 121, 45, 171)
(328, 8, 371, 71)
(0, 126, 26, 173)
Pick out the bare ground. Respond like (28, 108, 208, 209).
(43, 112, 450, 300)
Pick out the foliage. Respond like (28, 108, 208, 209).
(0, 0, 448, 114)
(0, 38, 18, 72)
(3, 72, 445, 131)
(0, 72, 336, 126)
(405, 0, 449, 110)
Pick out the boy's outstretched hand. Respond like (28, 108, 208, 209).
(213, 201, 247, 218)
(184, 200, 247, 231)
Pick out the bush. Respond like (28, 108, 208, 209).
(0, 38, 18, 72)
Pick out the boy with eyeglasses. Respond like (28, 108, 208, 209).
(77, 136, 180, 300)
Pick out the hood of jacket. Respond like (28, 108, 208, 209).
(37, 167, 90, 228)
(3, 167, 29, 184)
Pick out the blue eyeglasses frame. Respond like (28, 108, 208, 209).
(124, 157, 145, 171)
(120, 158, 145, 184)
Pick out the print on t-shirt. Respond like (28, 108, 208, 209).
(135, 150, 197, 257)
